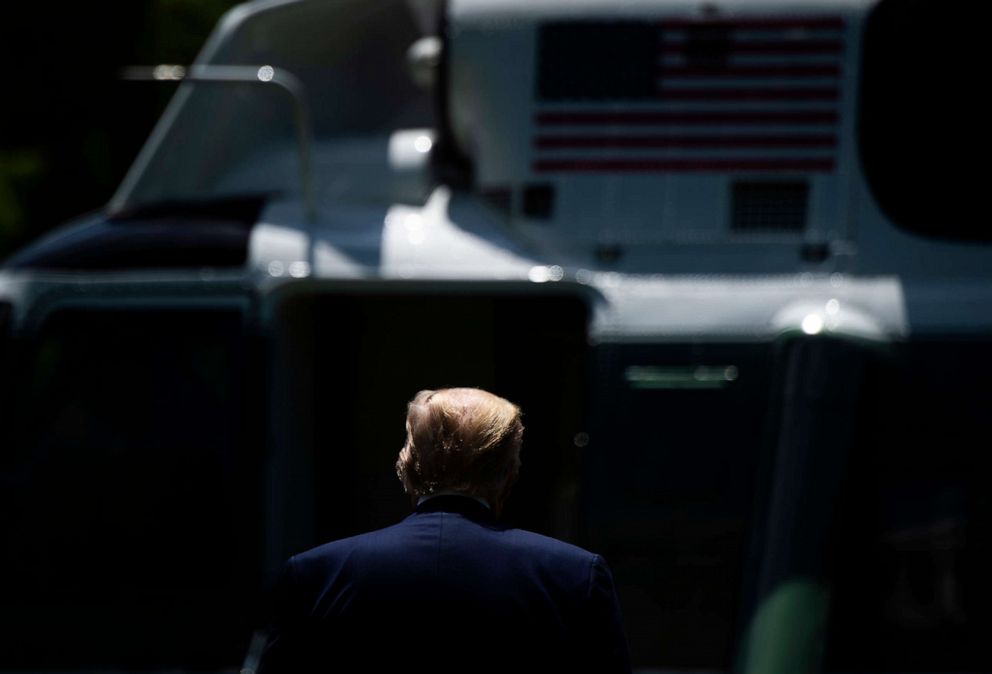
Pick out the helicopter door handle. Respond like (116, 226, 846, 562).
(624, 365, 739, 390)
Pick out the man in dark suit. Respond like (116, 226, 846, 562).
(258, 388, 630, 673)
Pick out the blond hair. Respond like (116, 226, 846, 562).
(396, 388, 523, 499)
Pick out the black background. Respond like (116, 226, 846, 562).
(0, 1, 238, 259)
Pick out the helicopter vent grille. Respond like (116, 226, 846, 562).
(731, 181, 808, 232)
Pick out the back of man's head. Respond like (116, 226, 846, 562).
(395, 388, 523, 503)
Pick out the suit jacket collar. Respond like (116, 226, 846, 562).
(414, 494, 496, 523)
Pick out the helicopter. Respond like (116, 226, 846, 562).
(1, 0, 989, 672)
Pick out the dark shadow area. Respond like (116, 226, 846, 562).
(859, 0, 985, 240)
(0, 307, 265, 669)
(583, 342, 775, 668)
(0, 2, 239, 258)
(825, 338, 992, 672)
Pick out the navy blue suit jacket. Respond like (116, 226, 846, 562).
(258, 495, 630, 673)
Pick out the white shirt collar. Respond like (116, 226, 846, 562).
(416, 490, 491, 510)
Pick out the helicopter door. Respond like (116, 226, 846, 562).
(0, 299, 265, 671)
(264, 287, 591, 557)
(582, 339, 776, 670)
(823, 337, 992, 673)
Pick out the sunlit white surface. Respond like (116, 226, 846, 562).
(256, 64, 274, 82)
(802, 313, 825, 335)
(528, 265, 564, 283)
(288, 261, 310, 278)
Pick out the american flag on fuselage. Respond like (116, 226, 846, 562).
(533, 16, 845, 174)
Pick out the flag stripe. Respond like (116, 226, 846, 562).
(534, 110, 839, 126)
(534, 134, 837, 149)
(533, 158, 836, 173)
(657, 17, 846, 30)
(661, 64, 841, 78)
(655, 87, 838, 101)
(660, 40, 843, 55)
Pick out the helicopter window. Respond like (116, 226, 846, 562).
(0, 307, 263, 669)
(859, 0, 985, 240)
(824, 339, 992, 672)
(116, 0, 435, 208)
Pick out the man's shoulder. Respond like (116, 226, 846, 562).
(291, 516, 600, 570)
(292, 520, 410, 565)
(498, 525, 600, 563)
